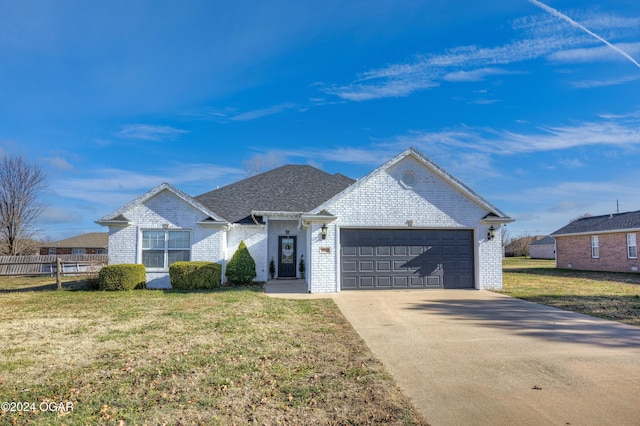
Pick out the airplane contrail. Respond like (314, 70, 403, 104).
(529, 0, 640, 69)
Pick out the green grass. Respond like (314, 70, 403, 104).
(501, 257, 640, 326)
(0, 277, 427, 425)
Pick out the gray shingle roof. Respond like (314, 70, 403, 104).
(195, 165, 355, 223)
(41, 232, 108, 248)
(551, 210, 640, 236)
(529, 236, 555, 246)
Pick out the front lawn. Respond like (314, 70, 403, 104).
(0, 277, 427, 425)
(501, 257, 640, 326)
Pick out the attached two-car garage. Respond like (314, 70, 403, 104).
(340, 229, 475, 290)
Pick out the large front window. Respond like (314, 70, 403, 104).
(142, 230, 190, 269)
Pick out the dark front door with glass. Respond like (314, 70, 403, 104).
(278, 236, 297, 278)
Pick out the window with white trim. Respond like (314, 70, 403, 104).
(141, 230, 190, 269)
(628, 233, 637, 259)
(72, 248, 86, 255)
(591, 235, 599, 258)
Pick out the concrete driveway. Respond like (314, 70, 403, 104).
(331, 290, 640, 426)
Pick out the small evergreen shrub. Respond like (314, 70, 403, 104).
(269, 258, 275, 279)
(298, 254, 305, 279)
(98, 264, 146, 291)
(170, 261, 222, 290)
(225, 240, 257, 286)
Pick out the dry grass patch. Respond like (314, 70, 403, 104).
(0, 277, 427, 425)
(501, 257, 640, 326)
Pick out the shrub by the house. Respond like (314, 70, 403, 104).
(98, 264, 146, 291)
(170, 261, 222, 290)
(225, 240, 256, 286)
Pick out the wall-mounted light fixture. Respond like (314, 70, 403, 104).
(487, 225, 495, 241)
(321, 223, 328, 240)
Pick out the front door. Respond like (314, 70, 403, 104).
(278, 236, 297, 278)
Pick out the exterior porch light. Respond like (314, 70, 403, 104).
(321, 223, 328, 240)
(487, 225, 495, 241)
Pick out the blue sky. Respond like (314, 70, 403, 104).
(1, 0, 639, 241)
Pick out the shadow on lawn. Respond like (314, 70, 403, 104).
(505, 267, 640, 284)
(0, 281, 265, 294)
(406, 296, 640, 349)
(0, 280, 89, 293)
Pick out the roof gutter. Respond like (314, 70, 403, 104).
(251, 211, 304, 219)
(480, 216, 515, 225)
(95, 220, 130, 227)
(552, 227, 640, 238)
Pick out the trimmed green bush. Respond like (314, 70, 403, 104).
(169, 261, 222, 290)
(98, 264, 146, 291)
(225, 240, 256, 286)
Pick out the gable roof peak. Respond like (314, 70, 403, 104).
(97, 182, 225, 225)
(311, 147, 512, 221)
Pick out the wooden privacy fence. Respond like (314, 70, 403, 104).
(0, 254, 108, 276)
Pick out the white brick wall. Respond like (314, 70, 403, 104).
(308, 157, 504, 292)
(107, 189, 224, 289)
(226, 225, 268, 282)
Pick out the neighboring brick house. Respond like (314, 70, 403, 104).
(528, 236, 556, 260)
(551, 211, 640, 273)
(97, 147, 513, 291)
(39, 232, 108, 255)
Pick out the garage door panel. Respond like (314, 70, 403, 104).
(393, 260, 408, 272)
(360, 277, 374, 287)
(376, 260, 391, 272)
(359, 246, 374, 256)
(359, 261, 374, 272)
(343, 261, 357, 272)
(393, 276, 408, 287)
(394, 246, 408, 256)
(376, 246, 391, 256)
(341, 229, 474, 290)
(377, 276, 391, 287)
(342, 277, 357, 288)
(409, 246, 423, 256)
(342, 246, 357, 256)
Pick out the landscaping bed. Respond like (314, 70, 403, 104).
(501, 257, 640, 326)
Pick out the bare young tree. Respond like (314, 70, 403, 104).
(510, 233, 535, 258)
(243, 152, 280, 177)
(0, 155, 48, 255)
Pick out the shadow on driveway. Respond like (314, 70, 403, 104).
(405, 295, 640, 348)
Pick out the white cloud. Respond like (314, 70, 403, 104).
(40, 206, 83, 224)
(443, 67, 522, 82)
(391, 113, 640, 155)
(570, 74, 640, 89)
(529, 0, 640, 69)
(42, 156, 74, 171)
(228, 103, 297, 121)
(322, 5, 639, 102)
(116, 124, 188, 141)
(50, 163, 245, 212)
(550, 42, 640, 63)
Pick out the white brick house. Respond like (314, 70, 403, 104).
(97, 147, 513, 291)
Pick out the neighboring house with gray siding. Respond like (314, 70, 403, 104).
(97, 147, 513, 292)
(528, 236, 556, 260)
(551, 210, 640, 273)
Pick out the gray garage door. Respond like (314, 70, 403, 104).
(341, 229, 474, 290)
